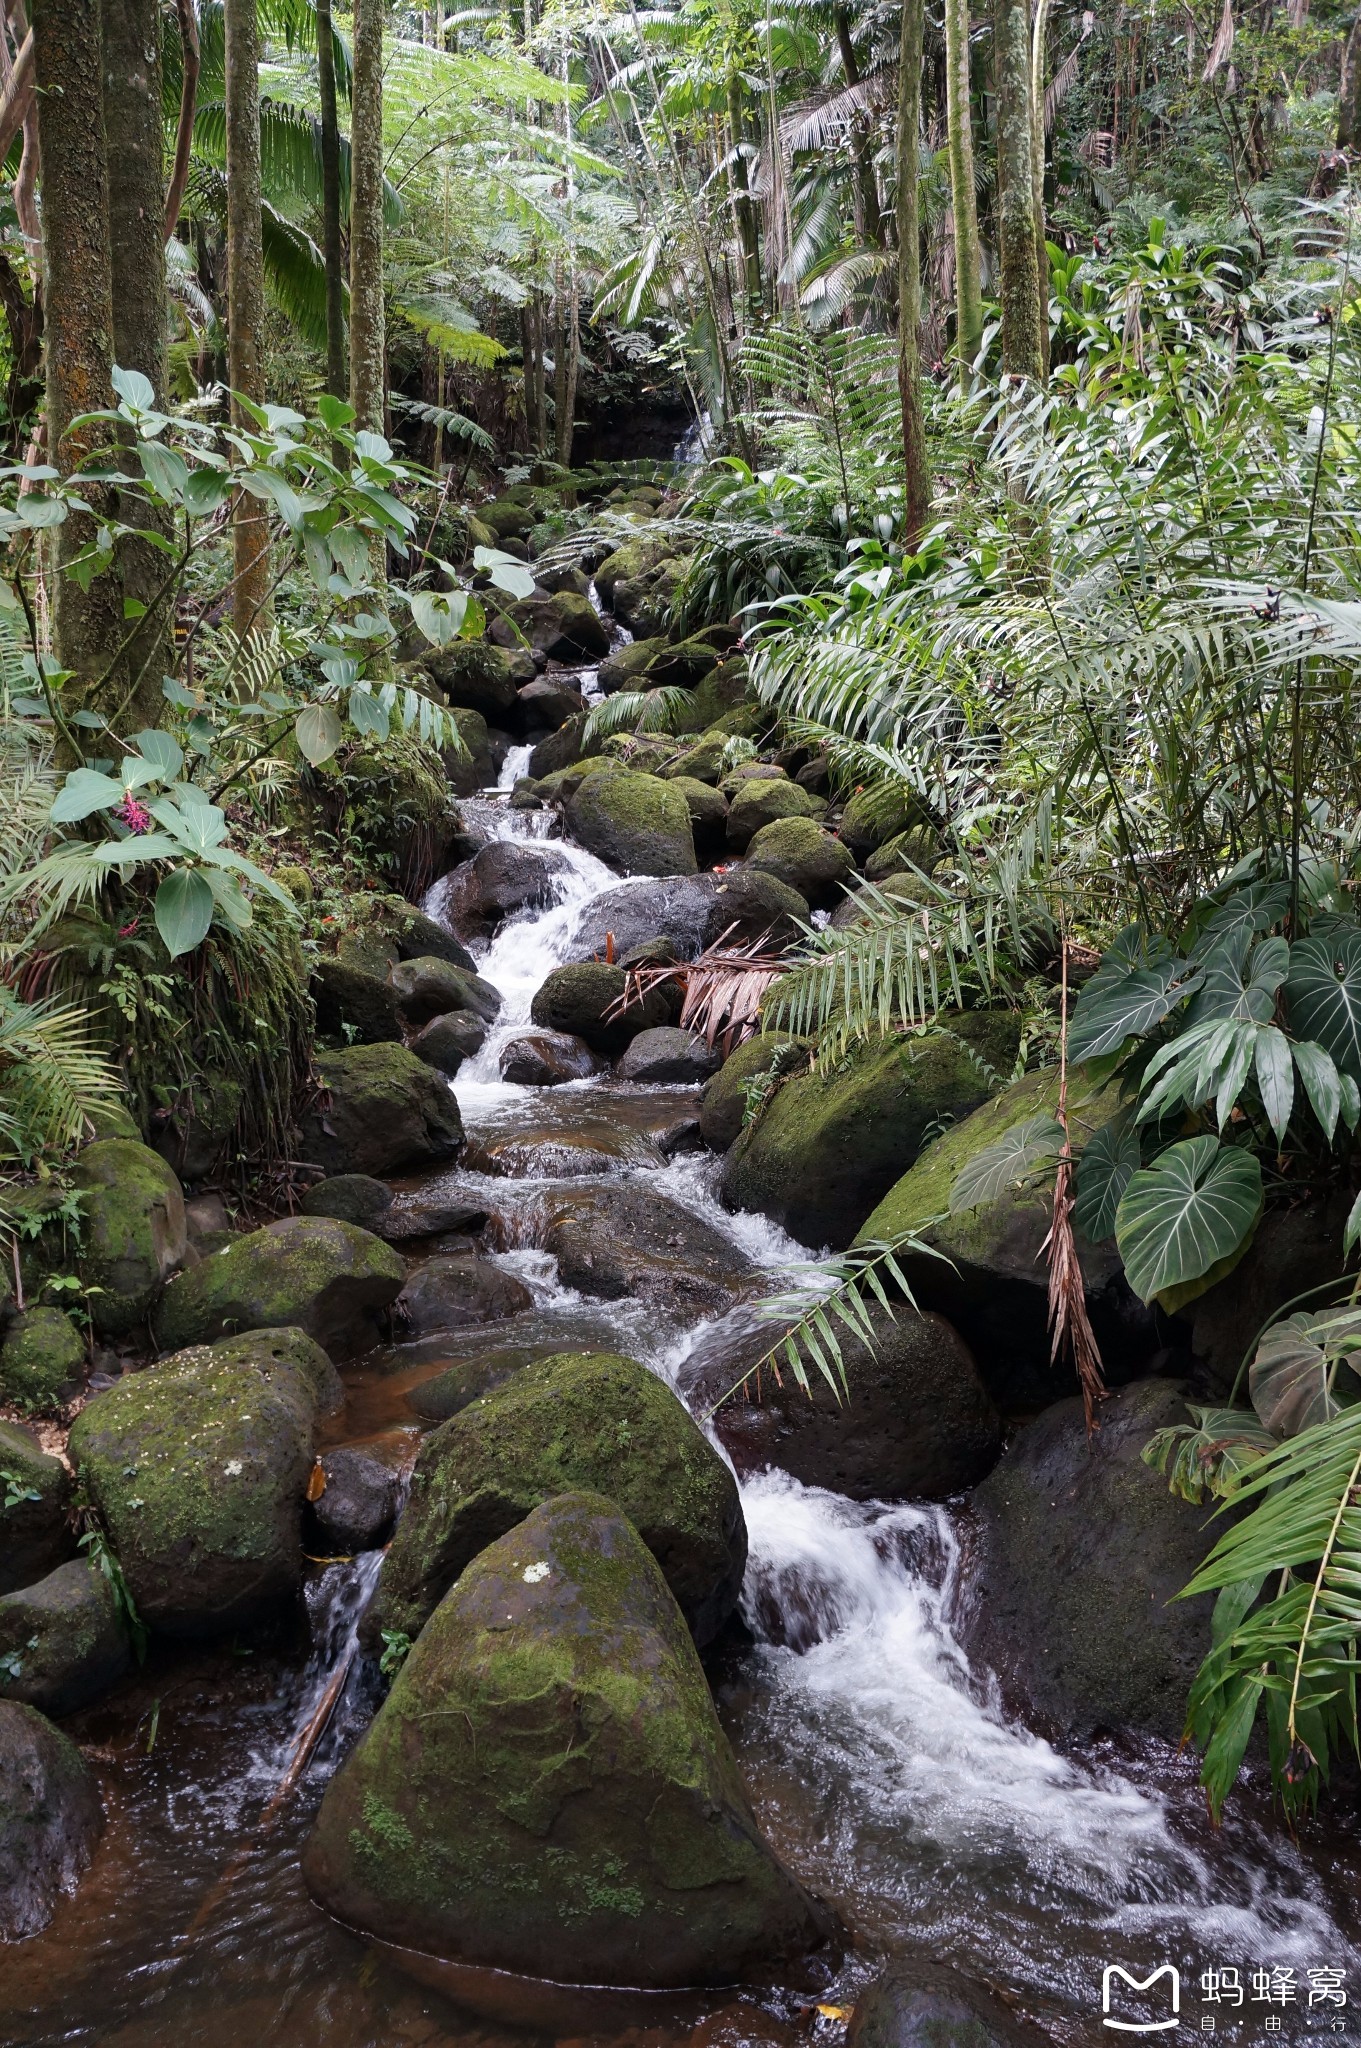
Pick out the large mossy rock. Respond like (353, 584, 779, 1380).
(492, 589, 611, 661)
(0, 1421, 74, 1596)
(530, 961, 672, 1057)
(154, 1215, 403, 1357)
(0, 1702, 103, 1940)
(722, 1016, 1021, 1251)
(567, 770, 697, 878)
(0, 1307, 84, 1413)
(703, 868, 808, 950)
(962, 1379, 1219, 1743)
(434, 841, 569, 941)
(368, 1349, 746, 1652)
(743, 816, 856, 909)
(838, 785, 930, 860)
(726, 779, 825, 853)
(390, 956, 502, 1030)
(301, 1043, 464, 1177)
(308, 1492, 831, 1986)
(699, 1034, 806, 1153)
(855, 1069, 1155, 1409)
(69, 1328, 339, 1638)
(0, 1560, 131, 1717)
(421, 641, 521, 723)
(847, 1964, 1047, 2048)
(311, 955, 403, 1046)
(69, 1140, 187, 1338)
(595, 532, 672, 605)
(678, 1304, 1000, 1501)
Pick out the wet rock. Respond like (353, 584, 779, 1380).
(830, 872, 936, 931)
(184, 1192, 232, 1252)
(421, 641, 521, 722)
(478, 493, 535, 541)
(311, 956, 402, 1045)
(377, 1192, 490, 1242)
(614, 558, 686, 639)
(396, 1256, 534, 1335)
(154, 1216, 404, 1357)
(723, 1016, 1021, 1251)
(744, 816, 856, 909)
(0, 1702, 103, 1940)
(70, 1140, 187, 1339)
(311, 1492, 829, 1986)
(390, 956, 502, 1030)
(300, 1174, 393, 1230)
(311, 1448, 401, 1552)
(444, 707, 497, 796)
(0, 1560, 131, 1717)
(726, 779, 827, 853)
(617, 1026, 720, 1084)
(856, 1069, 1155, 1408)
(341, 894, 478, 975)
(0, 1308, 84, 1413)
(699, 1034, 806, 1152)
(668, 775, 729, 858)
(369, 1349, 747, 1651)
(543, 1181, 754, 1316)
(70, 1329, 340, 1637)
(848, 1962, 1046, 2048)
(703, 869, 809, 950)
(301, 1043, 464, 1177)
(498, 1029, 604, 1086)
(535, 561, 591, 598)
(527, 714, 584, 779)
(690, 657, 752, 728)
(405, 1345, 542, 1421)
(491, 589, 610, 661)
(679, 1304, 1001, 1500)
(518, 678, 585, 732)
(594, 531, 673, 606)
(433, 841, 570, 941)
(409, 1008, 487, 1075)
(569, 874, 719, 962)
(963, 1380, 1220, 1742)
(0, 1422, 74, 1597)
(567, 769, 697, 878)
(596, 635, 667, 691)
(530, 961, 673, 1057)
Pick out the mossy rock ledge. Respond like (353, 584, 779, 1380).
(365, 1349, 746, 1653)
(300, 1043, 464, 1179)
(306, 1491, 833, 1986)
(0, 1420, 74, 1596)
(855, 1067, 1157, 1409)
(69, 1328, 341, 1638)
(153, 1215, 404, 1358)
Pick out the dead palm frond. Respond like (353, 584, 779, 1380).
(608, 925, 786, 1056)
(1041, 943, 1107, 1432)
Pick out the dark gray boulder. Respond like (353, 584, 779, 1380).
(570, 875, 719, 963)
(396, 1256, 534, 1335)
(498, 1030, 604, 1086)
(529, 961, 673, 1057)
(301, 1043, 464, 1178)
(543, 1181, 754, 1317)
(703, 869, 809, 950)
(0, 1560, 131, 1717)
(300, 1174, 393, 1230)
(0, 1702, 103, 1939)
(311, 956, 403, 1045)
(409, 1009, 487, 1076)
(311, 1448, 402, 1552)
(699, 1034, 806, 1152)
(0, 1421, 74, 1596)
(617, 1026, 721, 1084)
(847, 1963, 1047, 2048)
(389, 956, 501, 1030)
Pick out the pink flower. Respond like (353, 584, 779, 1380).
(117, 794, 152, 835)
(117, 918, 140, 938)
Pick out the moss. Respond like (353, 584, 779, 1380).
(566, 770, 697, 878)
(83, 1101, 141, 1142)
(857, 1066, 1070, 1247)
(595, 532, 672, 602)
(529, 962, 672, 1056)
(0, 1558, 130, 1716)
(743, 815, 856, 908)
(366, 1349, 745, 1652)
(839, 783, 929, 856)
(688, 657, 750, 730)
(698, 1033, 807, 1152)
(0, 1420, 72, 1596)
(661, 733, 726, 785)
(70, 1140, 187, 1340)
(725, 778, 825, 852)
(0, 1309, 84, 1414)
(299, 1042, 465, 1177)
(152, 1215, 404, 1356)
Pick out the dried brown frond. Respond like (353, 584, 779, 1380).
(1042, 940, 1108, 1435)
(607, 924, 786, 1057)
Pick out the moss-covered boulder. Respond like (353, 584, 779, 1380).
(689, 656, 751, 729)
(864, 825, 943, 884)
(70, 1140, 187, 1339)
(150, 1071, 245, 1183)
(838, 784, 930, 859)
(390, 955, 502, 1030)
(492, 589, 610, 661)
(517, 677, 584, 731)
(679, 1303, 1000, 1500)
(443, 706, 497, 796)
(726, 779, 826, 853)
(312, 1492, 830, 1986)
(662, 732, 727, 785)
(668, 775, 729, 857)
(0, 1307, 84, 1413)
(614, 557, 686, 639)
(567, 770, 697, 877)
(699, 1034, 807, 1152)
(0, 1702, 103, 1939)
(421, 641, 521, 722)
(153, 1216, 403, 1357)
(596, 636, 667, 693)
(855, 1068, 1154, 1408)
(0, 1560, 131, 1717)
(479, 493, 535, 541)
(368, 1350, 746, 1653)
(703, 868, 808, 950)
(530, 961, 673, 1056)
(594, 532, 672, 605)
(722, 1015, 1021, 1251)
(962, 1380, 1220, 1742)
(311, 955, 403, 1046)
(301, 1043, 464, 1177)
(743, 816, 856, 908)
(69, 1328, 340, 1637)
(0, 1421, 74, 1596)
(542, 1182, 754, 1317)
(617, 1026, 720, 1084)
(338, 892, 478, 976)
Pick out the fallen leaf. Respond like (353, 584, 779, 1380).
(306, 1459, 326, 1502)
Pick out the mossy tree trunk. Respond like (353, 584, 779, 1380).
(994, 0, 1043, 380)
(349, 0, 386, 438)
(726, 76, 763, 324)
(315, 0, 347, 407)
(1029, 0, 1051, 379)
(896, 0, 931, 550)
(1340, 15, 1361, 149)
(833, 8, 884, 250)
(102, 0, 173, 730)
(944, 0, 983, 386)
(224, 0, 270, 634)
(31, 0, 122, 741)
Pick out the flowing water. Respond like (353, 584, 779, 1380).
(6, 738, 1360, 2046)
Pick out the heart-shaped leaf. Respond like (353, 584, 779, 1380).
(1115, 1136, 1263, 1309)
(1068, 946, 1200, 1061)
(1286, 928, 1361, 1080)
(1074, 1120, 1141, 1241)
(131, 728, 184, 783)
(154, 866, 214, 959)
(295, 702, 342, 766)
(1249, 1308, 1361, 1438)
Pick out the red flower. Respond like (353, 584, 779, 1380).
(116, 794, 152, 835)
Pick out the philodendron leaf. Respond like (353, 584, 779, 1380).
(1067, 952, 1200, 1061)
(1286, 927, 1361, 1081)
(1249, 1309, 1361, 1439)
(1186, 930, 1289, 1026)
(295, 702, 342, 766)
(1073, 1120, 1142, 1241)
(154, 866, 214, 959)
(948, 1114, 1065, 1214)
(1115, 1135, 1263, 1311)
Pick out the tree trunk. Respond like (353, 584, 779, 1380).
(1029, 0, 1051, 378)
(896, 0, 931, 548)
(1340, 15, 1361, 150)
(103, 0, 173, 729)
(554, 270, 580, 470)
(315, 0, 346, 405)
(727, 75, 763, 323)
(30, 0, 121, 734)
(164, 0, 199, 239)
(349, 0, 386, 436)
(833, 5, 884, 248)
(943, 0, 982, 384)
(994, 0, 1043, 379)
(224, 0, 270, 633)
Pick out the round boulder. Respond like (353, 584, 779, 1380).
(311, 956, 403, 1045)
(848, 1963, 1046, 2048)
(617, 1026, 721, 1085)
(420, 641, 521, 723)
(744, 816, 856, 909)
(69, 1140, 187, 1338)
(530, 961, 673, 1057)
(396, 1255, 534, 1335)
(432, 842, 570, 941)
(567, 770, 697, 878)
(409, 1009, 487, 1076)
(300, 1043, 464, 1177)
(542, 1182, 754, 1317)
(0, 1702, 103, 1939)
(0, 1559, 131, 1717)
(311, 1447, 402, 1552)
(569, 875, 719, 963)
(703, 869, 809, 950)
(300, 1174, 393, 1229)
(153, 1216, 404, 1357)
(0, 1308, 84, 1413)
(726, 780, 826, 853)
(389, 956, 501, 1030)
(0, 1421, 73, 1596)
(669, 775, 729, 858)
(699, 1034, 806, 1152)
(498, 1030, 603, 1086)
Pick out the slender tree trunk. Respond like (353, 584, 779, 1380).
(943, 0, 982, 385)
(30, 0, 121, 734)
(834, 6, 884, 248)
(1340, 15, 1361, 149)
(1029, 0, 1051, 377)
(554, 271, 580, 469)
(727, 75, 763, 322)
(164, 0, 199, 239)
(103, 0, 173, 729)
(349, 0, 386, 436)
(224, 0, 270, 633)
(897, 0, 931, 548)
(315, 0, 346, 405)
(994, 0, 1043, 379)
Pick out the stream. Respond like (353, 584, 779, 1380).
(4, 703, 1360, 2045)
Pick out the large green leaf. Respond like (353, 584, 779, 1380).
(1249, 1309, 1361, 1440)
(1073, 1120, 1141, 1241)
(1285, 928, 1361, 1081)
(1068, 949, 1200, 1061)
(1186, 929, 1289, 1025)
(295, 703, 342, 766)
(50, 769, 126, 823)
(154, 867, 214, 959)
(1115, 1136, 1263, 1309)
(948, 1114, 1064, 1214)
